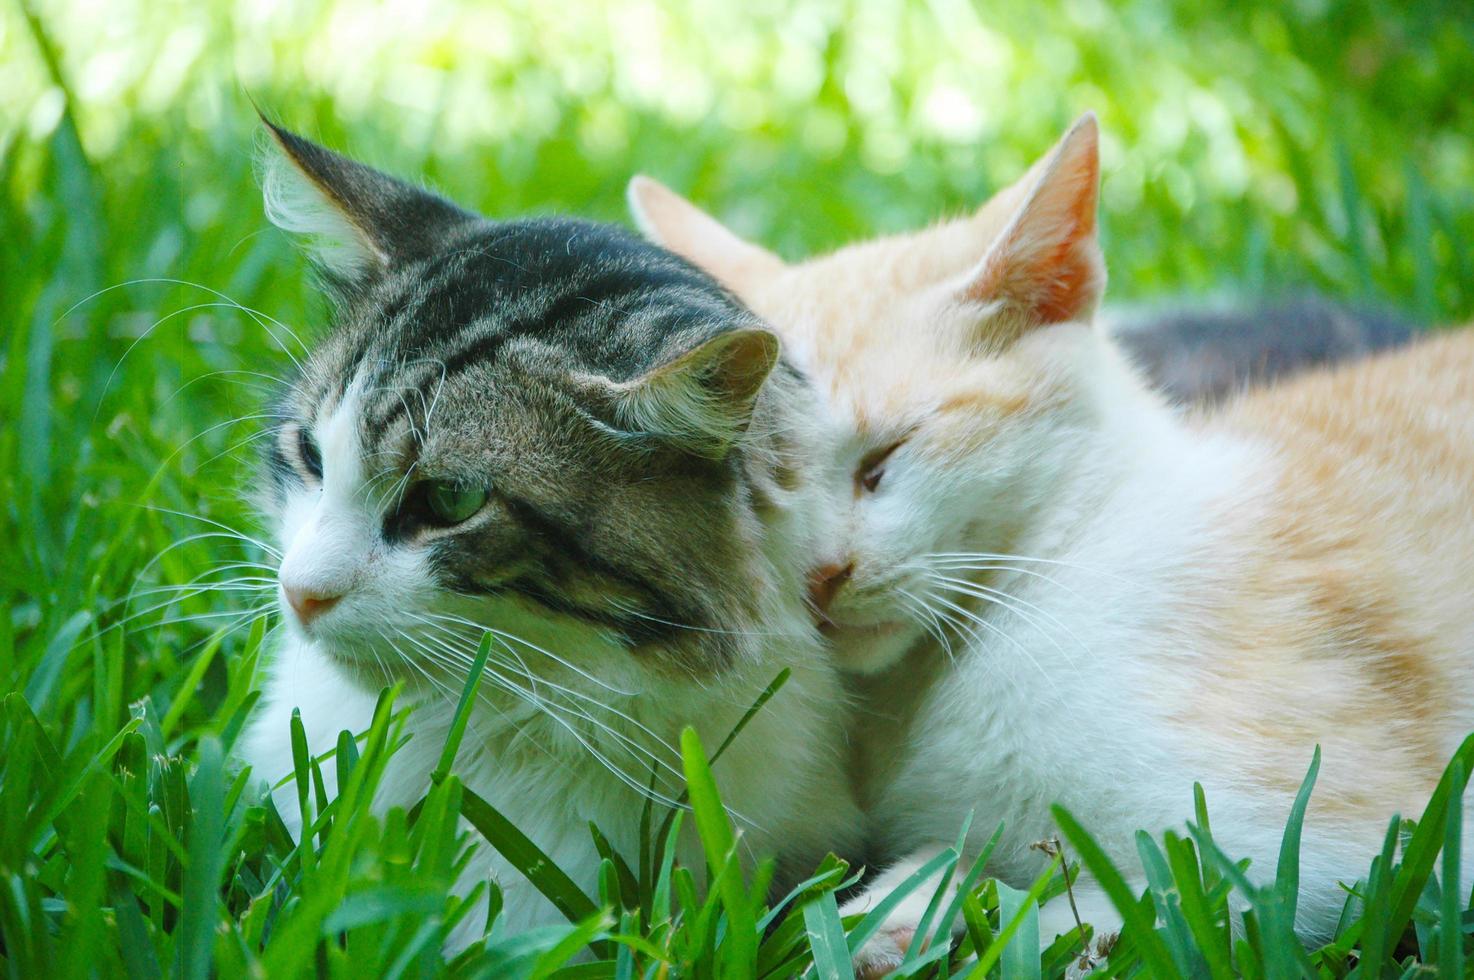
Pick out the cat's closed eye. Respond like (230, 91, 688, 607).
(856, 440, 905, 493)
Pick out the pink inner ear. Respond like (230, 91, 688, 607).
(969, 226, 1099, 326)
(965, 116, 1103, 327)
(1031, 237, 1097, 324)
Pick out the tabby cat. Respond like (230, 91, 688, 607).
(631, 114, 1474, 971)
(239, 123, 863, 943)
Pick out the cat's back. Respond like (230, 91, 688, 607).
(1209, 326, 1474, 497)
(1174, 329, 1474, 811)
(1206, 327, 1474, 581)
(1207, 326, 1474, 697)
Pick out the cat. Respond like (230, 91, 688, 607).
(237, 121, 863, 946)
(1108, 294, 1416, 403)
(629, 113, 1474, 972)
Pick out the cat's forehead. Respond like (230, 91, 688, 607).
(751, 261, 953, 389)
(746, 234, 1036, 439)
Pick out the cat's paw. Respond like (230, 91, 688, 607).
(841, 887, 937, 979)
(850, 921, 913, 980)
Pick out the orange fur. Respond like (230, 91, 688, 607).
(631, 120, 1474, 947)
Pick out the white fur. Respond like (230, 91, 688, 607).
(622, 118, 1474, 969)
(261, 142, 386, 279)
(241, 377, 863, 947)
(842, 328, 1474, 957)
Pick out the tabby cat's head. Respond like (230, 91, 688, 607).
(257, 124, 813, 687)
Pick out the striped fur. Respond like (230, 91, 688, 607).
(241, 124, 863, 942)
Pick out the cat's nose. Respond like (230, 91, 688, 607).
(807, 562, 854, 617)
(283, 585, 343, 626)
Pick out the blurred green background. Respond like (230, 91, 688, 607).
(3, 0, 1474, 725)
(0, 4, 1472, 969)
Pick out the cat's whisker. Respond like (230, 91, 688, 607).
(59, 275, 313, 371)
(136, 507, 282, 559)
(422, 610, 638, 698)
(150, 411, 292, 475)
(122, 559, 278, 601)
(132, 531, 279, 578)
(421, 360, 449, 438)
(404, 614, 684, 785)
(410, 621, 681, 772)
(194, 428, 283, 474)
(94, 302, 293, 420)
(923, 590, 1063, 697)
(604, 597, 799, 640)
(101, 589, 265, 635)
(919, 558, 1091, 604)
(123, 580, 277, 604)
(400, 630, 685, 806)
(125, 604, 277, 638)
(379, 627, 464, 706)
(895, 587, 956, 661)
(164, 369, 289, 408)
(927, 573, 1091, 668)
(926, 551, 1167, 599)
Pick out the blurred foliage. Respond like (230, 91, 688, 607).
(4, 0, 1474, 323)
(2, 3, 1474, 974)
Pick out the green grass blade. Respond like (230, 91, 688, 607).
(706, 668, 790, 768)
(680, 726, 757, 976)
(1277, 746, 1321, 929)
(1439, 759, 1463, 979)
(178, 737, 226, 980)
(803, 889, 856, 980)
(431, 633, 493, 785)
(458, 783, 599, 926)
(996, 881, 1041, 980)
(845, 847, 959, 955)
(966, 860, 1057, 979)
(1389, 734, 1474, 946)
(932, 822, 1004, 948)
(1163, 832, 1234, 980)
(1053, 804, 1177, 976)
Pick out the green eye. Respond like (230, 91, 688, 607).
(424, 482, 488, 525)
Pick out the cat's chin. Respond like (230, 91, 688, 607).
(819, 619, 917, 675)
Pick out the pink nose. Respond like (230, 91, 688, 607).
(806, 562, 854, 617)
(284, 586, 343, 625)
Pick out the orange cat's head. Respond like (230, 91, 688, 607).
(631, 115, 1146, 672)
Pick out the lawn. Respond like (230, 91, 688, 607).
(4, 0, 1474, 975)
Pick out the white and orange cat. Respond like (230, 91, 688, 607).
(630, 114, 1474, 970)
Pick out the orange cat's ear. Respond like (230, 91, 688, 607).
(627, 176, 785, 298)
(959, 113, 1104, 329)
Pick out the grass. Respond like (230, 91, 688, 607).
(5, 0, 1474, 976)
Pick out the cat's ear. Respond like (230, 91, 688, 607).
(615, 326, 781, 459)
(958, 113, 1104, 330)
(259, 119, 477, 290)
(627, 176, 785, 298)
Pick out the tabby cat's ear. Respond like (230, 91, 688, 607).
(627, 177, 785, 298)
(616, 326, 781, 459)
(259, 120, 477, 291)
(958, 113, 1104, 329)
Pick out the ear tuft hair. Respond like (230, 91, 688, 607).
(615, 326, 781, 459)
(259, 125, 387, 280)
(257, 118, 478, 290)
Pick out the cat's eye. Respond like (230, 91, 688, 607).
(856, 440, 905, 494)
(424, 481, 488, 526)
(298, 428, 323, 480)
